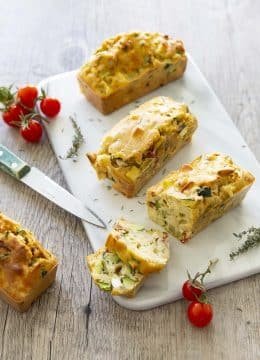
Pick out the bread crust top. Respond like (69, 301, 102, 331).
(148, 153, 255, 203)
(78, 31, 186, 97)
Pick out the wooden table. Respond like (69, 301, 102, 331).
(0, 1, 259, 359)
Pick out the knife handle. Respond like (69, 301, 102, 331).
(0, 145, 31, 179)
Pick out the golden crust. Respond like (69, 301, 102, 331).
(147, 153, 255, 242)
(0, 213, 58, 312)
(78, 31, 187, 113)
(87, 96, 197, 197)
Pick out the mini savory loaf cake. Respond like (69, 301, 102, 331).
(106, 219, 169, 274)
(147, 153, 255, 242)
(87, 96, 197, 197)
(86, 247, 145, 297)
(78, 31, 187, 114)
(0, 213, 58, 312)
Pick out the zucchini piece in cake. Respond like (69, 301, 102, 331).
(87, 96, 197, 197)
(106, 219, 169, 274)
(147, 153, 255, 242)
(86, 248, 145, 297)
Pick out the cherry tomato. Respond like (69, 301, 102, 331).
(182, 280, 205, 301)
(2, 104, 27, 127)
(20, 119, 43, 143)
(187, 301, 213, 328)
(17, 86, 38, 109)
(40, 98, 61, 118)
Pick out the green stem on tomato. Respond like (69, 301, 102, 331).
(193, 258, 218, 285)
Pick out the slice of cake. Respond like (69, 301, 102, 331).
(147, 153, 255, 242)
(86, 248, 145, 297)
(106, 219, 169, 274)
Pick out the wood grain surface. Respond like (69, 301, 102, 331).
(0, 1, 259, 359)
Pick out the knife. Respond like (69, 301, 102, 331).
(0, 144, 106, 229)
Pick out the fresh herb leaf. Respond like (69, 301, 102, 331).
(61, 116, 84, 159)
(197, 186, 212, 197)
(230, 227, 260, 260)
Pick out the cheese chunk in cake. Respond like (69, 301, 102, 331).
(87, 96, 197, 197)
(86, 248, 145, 297)
(147, 153, 255, 242)
(78, 31, 187, 114)
(106, 219, 169, 274)
(0, 213, 58, 312)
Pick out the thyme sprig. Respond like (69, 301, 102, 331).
(230, 227, 260, 260)
(61, 116, 84, 160)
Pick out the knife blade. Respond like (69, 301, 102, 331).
(0, 144, 106, 229)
